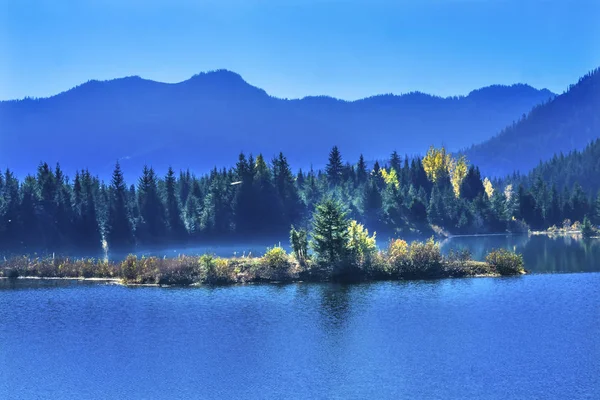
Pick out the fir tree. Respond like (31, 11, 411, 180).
(273, 152, 303, 226)
(311, 198, 349, 266)
(460, 166, 485, 201)
(594, 191, 600, 225)
(356, 154, 368, 184)
(326, 146, 343, 186)
(390, 151, 402, 174)
(106, 162, 134, 250)
(137, 166, 167, 244)
(570, 183, 589, 222)
(165, 167, 187, 240)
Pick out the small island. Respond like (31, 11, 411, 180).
(1, 199, 525, 286)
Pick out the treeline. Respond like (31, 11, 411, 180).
(1, 146, 600, 254)
(508, 138, 600, 196)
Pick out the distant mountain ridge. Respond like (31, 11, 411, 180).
(0, 69, 554, 177)
(465, 67, 600, 177)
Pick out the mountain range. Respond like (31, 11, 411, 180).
(465, 67, 600, 177)
(0, 70, 554, 178)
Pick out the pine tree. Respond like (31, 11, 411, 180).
(460, 166, 485, 201)
(311, 198, 349, 266)
(390, 151, 401, 174)
(325, 146, 343, 186)
(200, 177, 234, 236)
(233, 153, 255, 233)
(371, 161, 385, 189)
(36, 162, 58, 249)
(427, 185, 445, 226)
(165, 167, 187, 240)
(20, 176, 42, 250)
(356, 154, 368, 184)
(106, 162, 134, 250)
(273, 152, 304, 227)
(53, 164, 74, 249)
(362, 179, 383, 229)
(179, 170, 192, 207)
(80, 170, 102, 251)
(570, 183, 590, 222)
(253, 154, 282, 231)
(137, 166, 167, 244)
(0, 170, 20, 250)
(593, 191, 600, 225)
(69, 170, 102, 251)
(184, 194, 201, 236)
(0, 172, 5, 247)
(382, 181, 405, 232)
(547, 185, 563, 227)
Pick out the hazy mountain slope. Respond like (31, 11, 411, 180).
(0, 69, 554, 178)
(465, 67, 600, 177)
(517, 138, 600, 195)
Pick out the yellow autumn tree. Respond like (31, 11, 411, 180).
(346, 220, 377, 264)
(422, 146, 451, 183)
(483, 177, 494, 198)
(423, 146, 468, 198)
(449, 155, 468, 198)
(380, 168, 400, 189)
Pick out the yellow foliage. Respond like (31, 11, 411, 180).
(262, 246, 289, 269)
(388, 239, 409, 265)
(483, 177, 494, 198)
(423, 146, 468, 197)
(380, 168, 400, 189)
(422, 146, 451, 183)
(449, 155, 468, 198)
(347, 220, 377, 262)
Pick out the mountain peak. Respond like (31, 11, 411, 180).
(467, 84, 555, 99)
(183, 69, 267, 97)
(190, 69, 243, 82)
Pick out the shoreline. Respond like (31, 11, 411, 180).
(0, 242, 526, 287)
(1, 270, 514, 288)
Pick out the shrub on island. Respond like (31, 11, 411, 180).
(485, 249, 525, 275)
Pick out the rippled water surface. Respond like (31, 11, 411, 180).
(1, 273, 599, 399)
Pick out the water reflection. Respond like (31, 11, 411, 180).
(442, 234, 600, 273)
(318, 283, 352, 331)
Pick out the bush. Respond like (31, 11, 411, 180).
(156, 256, 199, 285)
(119, 255, 159, 284)
(262, 246, 290, 270)
(486, 249, 524, 275)
(445, 248, 472, 264)
(201, 256, 235, 284)
(409, 238, 442, 268)
(387, 239, 410, 275)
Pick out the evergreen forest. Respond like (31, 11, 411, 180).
(1, 146, 599, 255)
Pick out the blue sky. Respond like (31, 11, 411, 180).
(1, 0, 599, 100)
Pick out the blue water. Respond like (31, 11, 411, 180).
(1, 274, 599, 399)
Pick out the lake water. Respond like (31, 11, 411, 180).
(1, 273, 599, 399)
